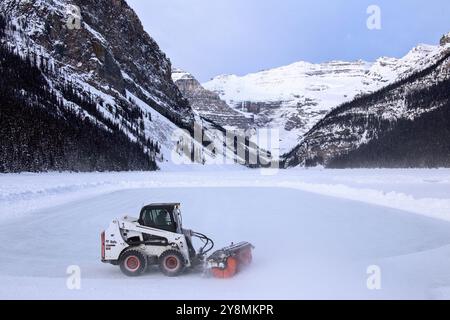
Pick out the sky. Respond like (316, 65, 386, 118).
(127, 0, 450, 82)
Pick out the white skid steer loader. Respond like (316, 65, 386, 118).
(101, 203, 254, 278)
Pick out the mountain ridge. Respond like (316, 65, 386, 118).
(203, 40, 447, 154)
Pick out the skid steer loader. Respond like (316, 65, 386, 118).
(101, 203, 254, 278)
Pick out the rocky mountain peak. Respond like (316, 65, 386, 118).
(172, 68, 196, 82)
(172, 68, 252, 129)
(441, 32, 450, 46)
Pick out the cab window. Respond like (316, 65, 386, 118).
(141, 208, 176, 232)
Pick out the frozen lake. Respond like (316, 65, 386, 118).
(1, 169, 450, 299)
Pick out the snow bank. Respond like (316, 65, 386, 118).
(1, 169, 449, 223)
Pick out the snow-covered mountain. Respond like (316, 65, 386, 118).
(0, 0, 226, 171)
(284, 33, 450, 168)
(204, 42, 448, 154)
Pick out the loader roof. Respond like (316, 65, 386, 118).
(143, 203, 180, 208)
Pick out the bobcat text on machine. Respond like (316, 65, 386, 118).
(101, 203, 254, 278)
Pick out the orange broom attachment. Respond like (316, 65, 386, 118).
(211, 257, 238, 279)
(208, 242, 254, 279)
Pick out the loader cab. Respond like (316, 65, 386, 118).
(138, 203, 182, 234)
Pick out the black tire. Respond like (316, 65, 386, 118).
(159, 250, 186, 277)
(120, 249, 148, 277)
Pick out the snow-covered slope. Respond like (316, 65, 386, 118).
(204, 43, 447, 154)
(284, 37, 450, 168)
(0, 0, 222, 169)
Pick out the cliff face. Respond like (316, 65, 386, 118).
(71, 0, 192, 121)
(1, 0, 191, 123)
(172, 68, 252, 130)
